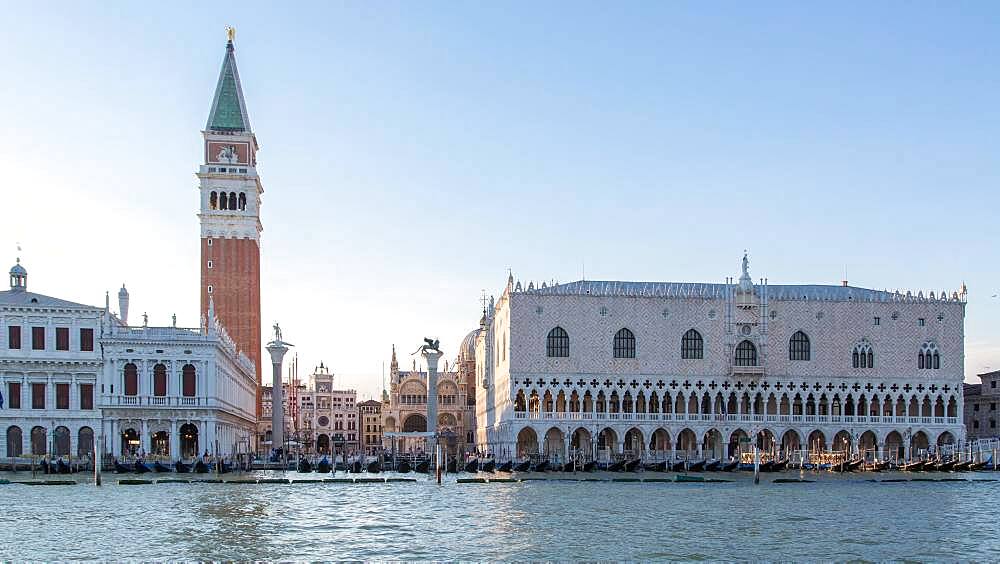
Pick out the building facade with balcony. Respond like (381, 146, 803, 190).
(99, 289, 256, 460)
(0, 259, 103, 462)
(476, 255, 967, 464)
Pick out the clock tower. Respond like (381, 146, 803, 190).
(197, 30, 263, 417)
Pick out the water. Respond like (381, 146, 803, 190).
(1, 470, 999, 560)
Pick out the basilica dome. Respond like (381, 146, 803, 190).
(457, 327, 481, 362)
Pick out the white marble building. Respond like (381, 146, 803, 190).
(99, 289, 256, 460)
(0, 259, 104, 461)
(476, 255, 967, 463)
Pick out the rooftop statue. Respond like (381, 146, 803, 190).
(742, 251, 750, 277)
(273, 322, 282, 342)
(414, 338, 441, 355)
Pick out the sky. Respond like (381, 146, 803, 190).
(1, 2, 998, 399)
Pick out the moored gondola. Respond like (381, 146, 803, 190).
(153, 461, 172, 473)
(57, 459, 72, 474)
(531, 460, 549, 472)
(952, 460, 972, 472)
(367, 460, 382, 473)
(464, 459, 480, 473)
(218, 460, 231, 474)
(670, 460, 686, 472)
(446, 458, 458, 473)
(397, 459, 411, 473)
(899, 460, 925, 472)
(114, 460, 131, 474)
(771, 459, 789, 472)
(583, 460, 597, 472)
(704, 460, 721, 472)
(350, 460, 363, 473)
(625, 459, 642, 472)
(644, 461, 668, 472)
(607, 460, 625, 472)
(317, 457, 332, 473)
(936, 459, 956, 472)
(297, 458, 313, 473)
(513, 460, 531, 472)
(134, 461, 152, 474)
(193, 460, 210, 473)
(175, 460, 191, 473)
(758, 460, 774, 473)
(688, 460, 706, 472)
(720, 460, 738, 472)
(39, 459, 52, 474)
(415, 460, 430, 473)
(498, 460, 514, 473)
(481, 459, 495, 473)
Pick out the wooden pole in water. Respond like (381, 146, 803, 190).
(753, 445, 760, 485)
(435, 443, 442, 484)
(94, 433, 102, 486)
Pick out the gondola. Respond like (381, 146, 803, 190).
(415, 460, 430, 473)
(899, 460, 925, 472)
(481, 459, 495, 473)
(153, 461, 172, 473)
(57, 459, 72, 474)
(350, 460, 363, 473)
(396, 459, 412, 473)
(936, 459, 956, 472)
(513, 460, 531, 472)
(297, 459, 313, 473)
(705, 460, 721, 472)
(644, 461, 668, 472)
(446, 458, 458, 473)
(39, 460, 52, 474)
(560, 461, 577, 472)
(758, 461, 774, 473)
(971, 458, 993, 471)
(607, 460, 625, 472)
(218, 461, 231, 474)
(498, 460, 514, 473)
(624, 459, 642, 472)
(193, 460, 210, 474)
(583, 460, 597, 472)
(951, 460, 972, 472)
(845, 459, 863, 472)
(465, 459, 480, 473)
(134, 461, 152, 474)
(114, 460, 131, 474)
(671, 460, 686, 472)
(688, 460, 706, 472)
(771, 459, 789, 472)
(367, 460, 382, 473)
(175, 460, 191, 473)
(317, 458, 332, 473)
(720, 460, 739, 472)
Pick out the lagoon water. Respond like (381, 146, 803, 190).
(1, 470, 998, 560)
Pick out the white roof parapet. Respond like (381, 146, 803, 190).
(518, 280, 967, 303)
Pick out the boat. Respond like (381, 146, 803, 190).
(57, 459, 72, 474)
(583, 460, 597, 472)
(705, 460, 721, 472)
(720, 460, 738, 472)
(497, 460, 514, 473)
(134, 461, 152, 474)
(607, 460, 625, 472)
(644, 461, 667, 472)
(317, 457, 332, 473)
(759, 461, 775, 472)
(350, 460, 363, 473)
(415, 460, 430, 473)
(481, 459, 495, 473)
(531, 460, 549, 472)
(367, 460, 382, 473)
(175, 460, 191, 473)
(560, 461, 576, 472)
(446, 458, 458, 473)
(193, 460, 210, 473)
(465, 459, 480, 473)
(952, 460, 972, 472)
(671, 461, 686, 472)
(772, 459, 789, 472)
(688, 460, 706, 472)
(513, 460, 531, 472)
(297, 459, 313, 473)
(39, 460, 52, 474)
(114, 460, 131, 474)
(397, 460, 411, 473)
(936, 459, 956, 472)
(625, 459, 642, 472)
(153, 461, 172, 473)
(218, 461, 231, 474)
(899, 460, 925, 472)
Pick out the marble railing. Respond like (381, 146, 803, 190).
(512, 411, 958, 426)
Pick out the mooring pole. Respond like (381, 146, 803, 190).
(435, 443, 442, 485)
(753, 446, 760, 485)
(94, 433, 102, 486)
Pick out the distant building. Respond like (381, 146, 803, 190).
(964, 370, 1000, 440)
(99, 288, 257, 459)
(260, 362, 358, 456)
(477, 255, 967, 463)
(358, 399, 383, 455)
(0, 259, 103, 460)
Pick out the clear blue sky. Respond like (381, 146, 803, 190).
(1, 2, 998, 398)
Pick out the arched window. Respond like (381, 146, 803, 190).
(789, 331, 810, 361)
(182, 364, 197, 397)
(30, 426, 46, 455)
(123, 363, 138, 396)
(229, 192, 237, 210)
(735, 340, 757, 366)
(546, 327, 569, 358)
(613, 328, 636, 359)
(919, 342, 940, 369)
(153, 363, 167, 396)
(210, 192, 218, 210)
(219, 192, 228, 210)
(6, 426, 22, 458)
(78, 427, 94, 457)
(852, 340, 874, 369)
(681, 329, 703, 359)
(238, 192, 247, 211)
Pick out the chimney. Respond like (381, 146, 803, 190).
(118, 284, 130, 325)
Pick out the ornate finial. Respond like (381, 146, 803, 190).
(226, 26, 236, 43)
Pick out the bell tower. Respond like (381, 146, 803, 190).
(197, 28, 263, 416)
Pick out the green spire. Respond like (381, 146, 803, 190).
(206, 40, 251, 133)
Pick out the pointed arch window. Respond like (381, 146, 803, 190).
(789, 331, 810, 361)
(919, 342, 940, 370)
(613, 328, 636, 359)
(852, 340, 874, 369)
(546, 327, 569, 358)
(681, 329, 703, 359)
(735, 340, 757, 366)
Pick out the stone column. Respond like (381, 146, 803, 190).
(169, 420, 179, 460)
(266, 339, 290, 453)
(422, 348, 443, 453)
(141, 420, 150, 454)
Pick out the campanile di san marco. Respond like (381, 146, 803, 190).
(197, 28, 264, 417)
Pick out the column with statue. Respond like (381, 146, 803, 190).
(417, 338, 443, 480)
(266, 323, 293, 462)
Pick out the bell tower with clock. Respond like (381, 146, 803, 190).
(197, 28, 263, 417)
